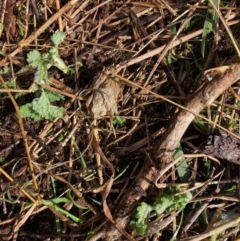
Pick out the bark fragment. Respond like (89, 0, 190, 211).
(203, 129, 240, 165)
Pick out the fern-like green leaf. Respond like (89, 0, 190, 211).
(0, 66, 10, 75)
(135, 202, 153, 224)
(130, 187, 192, 236)
(22, 31, 75, 121)
(27, 50, 42, 67)
(0, 79, 15, 89)
(20, 91, 63, 121)
(44, 90, 65, 102)
(51, 31, 66, 46)
(130, 202, 153, 235)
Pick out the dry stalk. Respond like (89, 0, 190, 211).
(178, 216, 240, 241)
(0, 75, 40, 203)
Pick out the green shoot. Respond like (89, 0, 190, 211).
(19, 31, 74, 120)
(0, 66, 10, 75)
(0, 78, 15, 89)
(27, 32, 70, 81)
(0, 155, 4, 163)
(130, 202, 153, 235)
(72, 139, 87, 170)
(87, 231, 95, 239)
(174, 142, 190, 183)
(112, 116, 126, 128)
(201, 0, 217, 57)
(41, 198, 83, 224)
(114, 162, 131, 181)
(51, 31, 66, 47)
(170, 211, 184, 241)
(130, 187, 192, 235)
(50, 176, 61, 234)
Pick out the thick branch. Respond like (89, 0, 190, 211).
(154, 63, 240, 168)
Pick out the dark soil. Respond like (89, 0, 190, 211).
(1, 0, 240, 241)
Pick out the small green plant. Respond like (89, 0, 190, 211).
(0, 78, 15, 89)
(20, 90, 64, 121)
(0, 66, 10, 75)
(112, 116, 126, 128)
(20, 31, 73, 121)
(130, 187, 192, 235)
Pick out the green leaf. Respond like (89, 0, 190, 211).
(0, 78, 24, 99)
(34, 64, 49, 85)
(53, 204, 83, 224)
(203, 158, 211, 177)
(23, 31, 73, 121)
(67, 67, 75, 75)
(225, 185, 236, 192)
(153, 193, 175, 215)
(0, 79, 15, 89)
(229, 120, 237, 130)
(113, 116, 126, 128)
(27, 50, 42, 67)
(46, 48, 69, 73)
(52, 56, 68, 73)
(174, 142, 190, 182)
(163, 187, 191, 212)
(48, 48, 58, 58)
(51, 31, 66, 46)
(0, 66, 10, 75)
(41, 198, 70, 205)
(130, 220, 147, 236)
(130, 202, 153, 235)
(130, 187, 192, 236)
(201, 0, 217, 56)
(44, 90, 65, 102)
(152, 187, 191, 215)
(20, 91, 64, 121)
(0, 155, 4, 163)
(135, 202, 153, 223)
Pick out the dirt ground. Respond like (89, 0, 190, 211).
(1, 0, 240, 241)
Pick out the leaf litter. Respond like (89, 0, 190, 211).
(0, 1, 240, 241)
